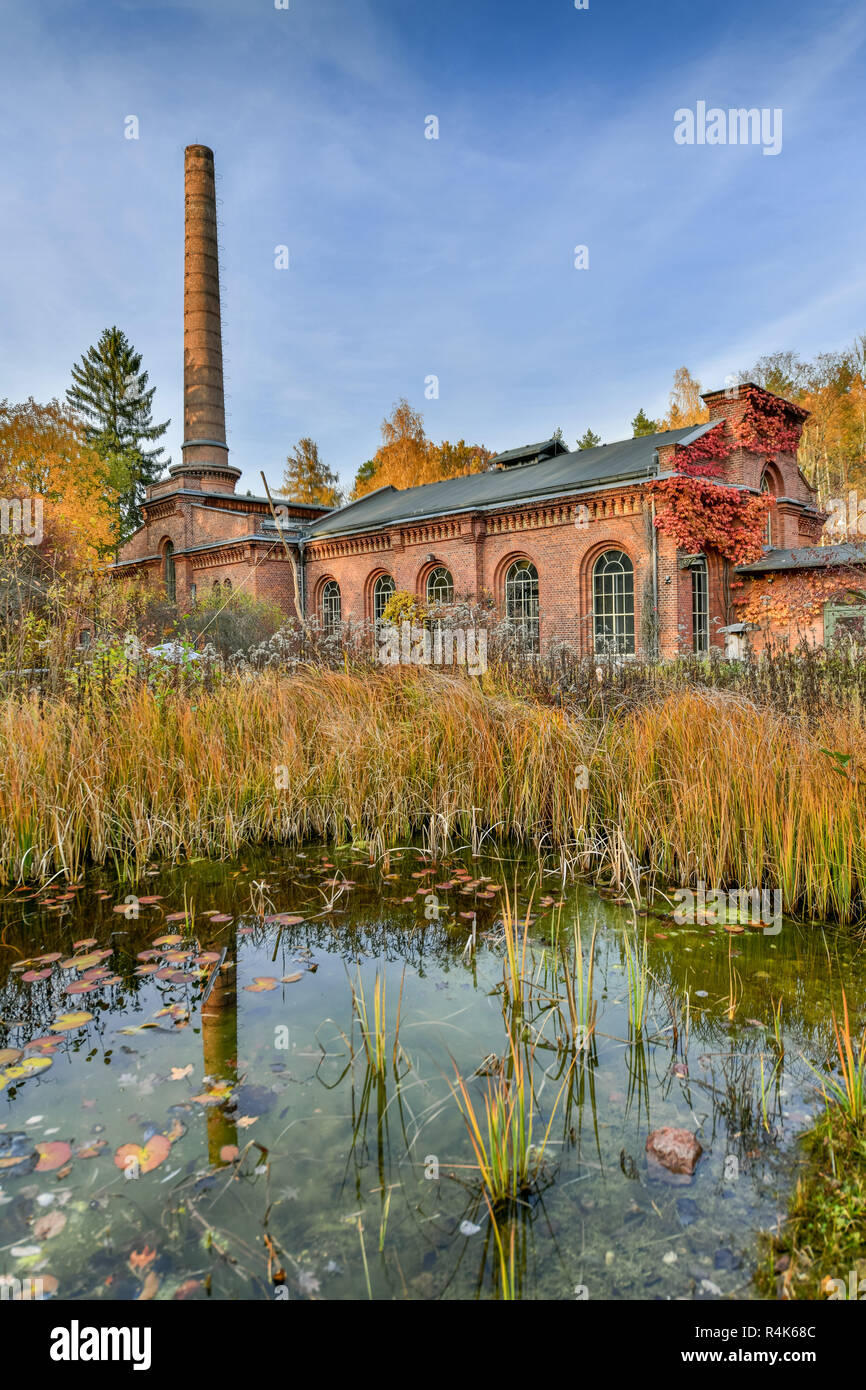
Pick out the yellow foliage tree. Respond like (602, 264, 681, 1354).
(0, 398, 118, 572)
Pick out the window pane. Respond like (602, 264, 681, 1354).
(373, 574, 395, 623)
(322, 581, 341, 631)
(426, 566, 454, 604)
(593, 550, 634, 655)
(505, 560, 539, 652)
(692, 560, 709, 654)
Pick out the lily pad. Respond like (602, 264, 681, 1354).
(35, 1141, 72, 1172)
(113, 1134, 172, 1174)
(49, 1011, 94, 1032)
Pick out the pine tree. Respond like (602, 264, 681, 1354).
(350, 458, 380, 500)
(631, 408, 658, 437)
(577, 428, 601, 450)
(66, 326, 170, 541)
(281, 438, 342, 507)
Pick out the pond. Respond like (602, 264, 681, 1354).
(0, 845, 863, 1301)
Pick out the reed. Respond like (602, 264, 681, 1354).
(349, 966, 405, 1078)
(808, 989, 866, 1124)
(0, 669, 864, 923)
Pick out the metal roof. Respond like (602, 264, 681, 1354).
(735, 543, 866, 574)
(310, 425, 702, 539)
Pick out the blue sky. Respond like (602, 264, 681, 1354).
(2, 0, 865, 495)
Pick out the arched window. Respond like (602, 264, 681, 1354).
(164, 541, 176, 602)
(223, 578, 232, 593)
(322, 580, 341, 631)
(213, 579, 221, 593)
(593, 550, 634, 655)
(373, 573, 395, 624)
(760, 473, 773, 545)
(505, 559, 539, 652)
(426, 566, 454, 605)
(691, 557, 709, 654)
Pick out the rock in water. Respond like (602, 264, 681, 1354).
(645, 1127, 703, 1179)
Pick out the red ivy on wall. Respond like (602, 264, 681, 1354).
(651, 395, 803, 565)
(652, 475, 773, 564)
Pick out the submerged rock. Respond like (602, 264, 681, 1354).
(646, 1127, 703, 1180)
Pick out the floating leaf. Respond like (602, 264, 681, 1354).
(0, 1048, 22, 1066)
(170, 1065, 193, 1081)
(219, 1145, 239, 1163)
(35, 1141, 72, 1172)
(75, 1140, 107, 1158)
(72, 938, 97, 949)
(280, 973, 303, 984)
(60, 952, 106, 972)
(49, 1012, 93, 1032)
(245, 977, 278, 992)
(128, 1246, 157, 1272)
(191, 1081, 234, 1106)
(153, 934, 183, 946)
(194, 952, 222, 965)
(236, 1115, 257, 1129)
(113, 1134, 171, 1174)
(3, 1055, 53, 1082)
(22, 969, 52, 983)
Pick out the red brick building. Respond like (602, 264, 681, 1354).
(114, 146, 863, 656)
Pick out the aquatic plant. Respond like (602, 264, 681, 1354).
(0, 668, 864, 923)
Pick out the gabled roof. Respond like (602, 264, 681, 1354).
(311, 425, 702, 539)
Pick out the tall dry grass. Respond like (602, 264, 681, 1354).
(0, 668, 863, 921)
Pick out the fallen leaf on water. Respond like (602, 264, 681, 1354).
(128, 1246, 157, 1273)
(191, 1081, 234, 1106)
(280, 973, 303, 984)
(245, 977, 278, 992)
(72, 938, 97, 949)
(75, 1141, 107, 1158)
(33, 1210, 67, 1240)
(22, 970, 52, 983)
(153, 934, 184, 945)
(113, 1134, 172, 1174)
(236, 1116, 257, 1129)
(170, 1065, 194, 1080)
(0, 1048, 23, 1066)
(219, 1145, 239, 1163)
(174, 1279, 202, 1300)
(35, 1142, 72, 1172)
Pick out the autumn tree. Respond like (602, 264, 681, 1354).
(280, 437, 342, 507)
(430, 439, 494, 477)
(350, 400, 493, 498)
(0, 398, 117, 576)
(631, 408, 658, 437)
(656, 366, 708, 431)
(66, 326, 170, 541)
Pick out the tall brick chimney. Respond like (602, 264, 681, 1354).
(169, 144, 240, 493)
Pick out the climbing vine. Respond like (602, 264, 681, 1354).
(650, 390, 805, 566)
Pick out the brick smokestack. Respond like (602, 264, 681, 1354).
(182, 145, 229, 470)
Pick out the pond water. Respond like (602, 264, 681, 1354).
(0, 845, 863, 1301)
